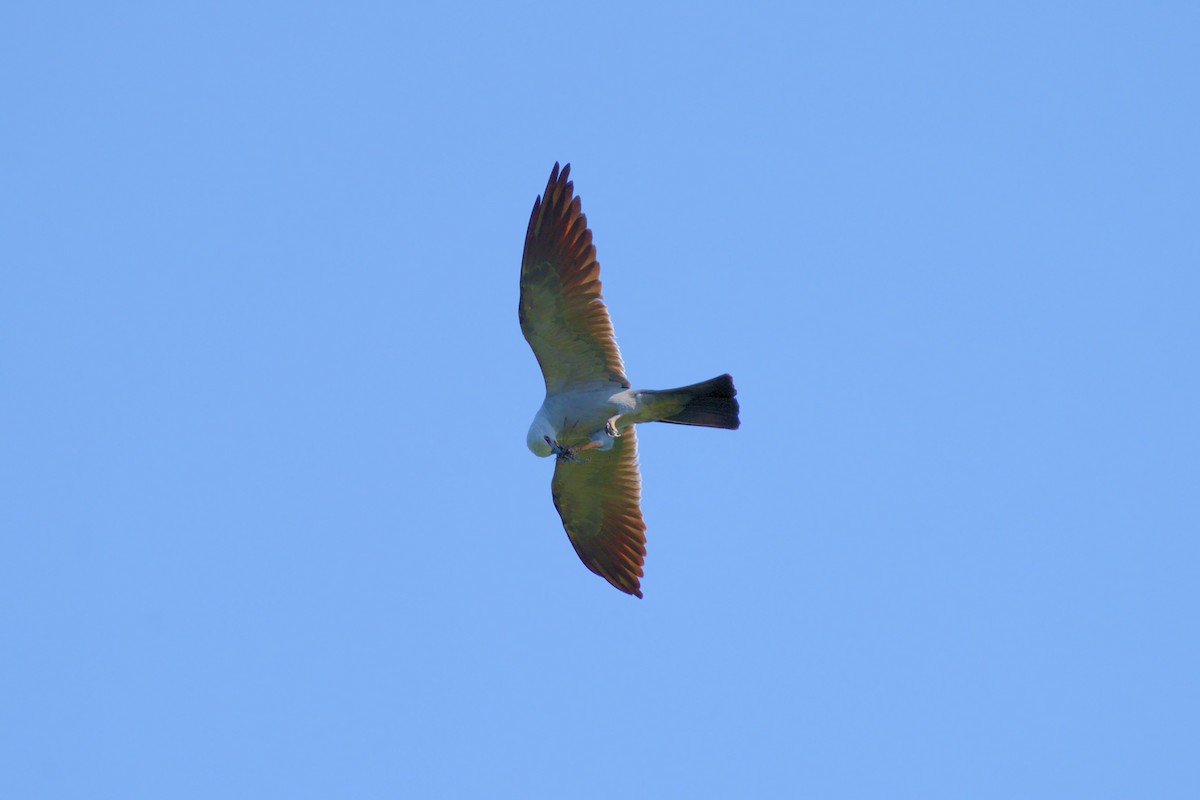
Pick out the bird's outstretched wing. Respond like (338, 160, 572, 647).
(551, 427, 646, 597)
(520, 163, 629, 394)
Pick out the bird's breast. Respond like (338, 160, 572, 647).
(539, 388, 628, 447)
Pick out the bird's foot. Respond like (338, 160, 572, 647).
(605, 416, 622, 438)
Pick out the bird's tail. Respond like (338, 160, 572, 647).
(643, 373, 740, 430)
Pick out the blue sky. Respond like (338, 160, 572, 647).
(2, 2, 1197, 797)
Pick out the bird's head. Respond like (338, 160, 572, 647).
(526, 417, 554, 457)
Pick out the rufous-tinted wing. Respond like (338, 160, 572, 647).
(550, 427, 646, 597)
(519, 163, 629, 394)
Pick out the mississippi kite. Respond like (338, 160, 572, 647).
(520, 163, 740, 598)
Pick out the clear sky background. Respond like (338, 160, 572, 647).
(3, 3, 1197, 798)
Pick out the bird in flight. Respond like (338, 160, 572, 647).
(519, 163, 740, 598)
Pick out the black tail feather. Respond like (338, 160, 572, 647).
(650, 373, 740, 430)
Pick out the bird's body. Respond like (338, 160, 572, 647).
(526, 382, 734, 456)
(526, 387, 629, 455)
(520, 163, 739, 597)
